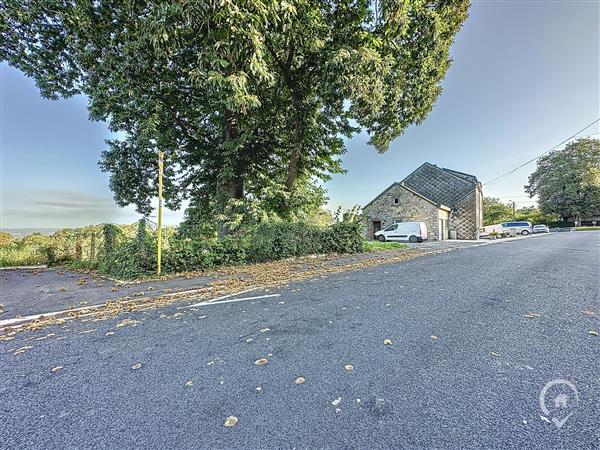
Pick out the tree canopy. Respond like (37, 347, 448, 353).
(482, 197, 513, 225)
(1, 0, 469, 228)
(483, 197, 559, 226)
(525, 138, 600, 223)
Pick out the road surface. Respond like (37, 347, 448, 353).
(1, 231, 598, 449)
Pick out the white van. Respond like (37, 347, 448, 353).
(374, 222, 428, 243)
(478, 224, 509, 239)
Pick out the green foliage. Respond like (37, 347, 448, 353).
(483, 197, 513, 225)
(526, 138, 600, 222)
(513, 206, 559, 225)
(2, 0, 469, 226)
(102, 223, 120, 256)
(362, 241, 408, 252)
(0, 232, 15, 246)
(97, 231, 157, 279)
(483, 197, 559, 226)
(0, 243, 48, 267)
(101, 217, 365, 278)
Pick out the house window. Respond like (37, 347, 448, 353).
(393, 198, 399, 205)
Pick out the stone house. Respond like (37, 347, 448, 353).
(362, 163, 483, 240)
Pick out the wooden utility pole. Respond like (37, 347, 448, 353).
(157, 151, 164, 276)
(512, 201, 516, 220)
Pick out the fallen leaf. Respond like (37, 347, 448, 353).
(255, 386, 263, 393)
(132, 292, 145, 297)
(344, 364, 354, 372)
(51, 366, 63, 373)
(259, 328, 270, 333)
(524, 313, 540, 319)
(116, 318, 140, 328)
(132, 363, 142, 370)
(224, 416, 238, 427)
(198, 315, 207, 319)
(59, 287, 66, 292)
(331, 397, 342, 406)
(245, 338, 253, 343)
(431, 335, 438, 341)
(295, 377, 306, 385)
(589, 330, 599, 337)
(490, 352, 500, 357)
(384, 339, 393, 345)
(106, 331, 115, 336)
(111, 288, 119, 292)
(185, 380, 193, 387)
(254, 358, 268, 366)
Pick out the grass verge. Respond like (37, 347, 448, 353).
(363, 240, 409, 252)
(575, 227, 600, 231)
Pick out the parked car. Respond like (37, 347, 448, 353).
(375, 221, 428, 243)
(532, 224, 550, 233)
(501, 221, 533, 235)
(478, 224, 510, 239)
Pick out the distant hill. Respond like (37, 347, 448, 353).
(0, 228, 60, 238)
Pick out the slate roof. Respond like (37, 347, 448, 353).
(402, 162, 479, 208)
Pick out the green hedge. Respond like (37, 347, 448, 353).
(98, 220, 364, 278)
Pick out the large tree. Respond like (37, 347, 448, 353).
(525, 138, 600, 224)
(482, 197, 512, 225)
(1, 0, 469, 225)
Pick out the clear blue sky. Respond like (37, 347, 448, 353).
(1, 0, 599, 229)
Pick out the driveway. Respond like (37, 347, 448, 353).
(1, 231, 598, 448)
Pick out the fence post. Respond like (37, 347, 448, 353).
(75, 238, 82, 260)
(90, 232, 96, 261)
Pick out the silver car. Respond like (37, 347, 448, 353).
(533, 224, 550, 233)
(501, 221, 533, 235)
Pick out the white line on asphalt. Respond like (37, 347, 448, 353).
(0, 286, 216, 328)
(183, 287, 260, 308)
(0, 265, 48, 271)
(189, 293, 281, 307)
(0, 303, 104, 328)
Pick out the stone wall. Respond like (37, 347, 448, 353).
(362, 184, 441, 240)
(448, 187, 482, 240)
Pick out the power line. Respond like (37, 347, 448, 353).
(483, 119, 600, 186)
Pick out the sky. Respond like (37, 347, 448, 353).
(1, 0, 599, 229)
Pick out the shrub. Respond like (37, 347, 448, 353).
(97, 221, 156, 279)
(96, 218, 365, 278)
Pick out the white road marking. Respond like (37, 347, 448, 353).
(0, 303, 103, 328)
(184, 288, 260, 308)
(188, 293, 281, 307)
(0, 286, 216, 328)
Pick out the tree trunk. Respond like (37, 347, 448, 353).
(220, 110, 245, 201)
(286, 95, 302, 191)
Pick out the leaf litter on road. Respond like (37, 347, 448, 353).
(2, 247, 430, 339)
(224, 416, 238, 427)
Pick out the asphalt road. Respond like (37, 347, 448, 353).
(0, 269, 213, 319)
(1, 231, 599, 449)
